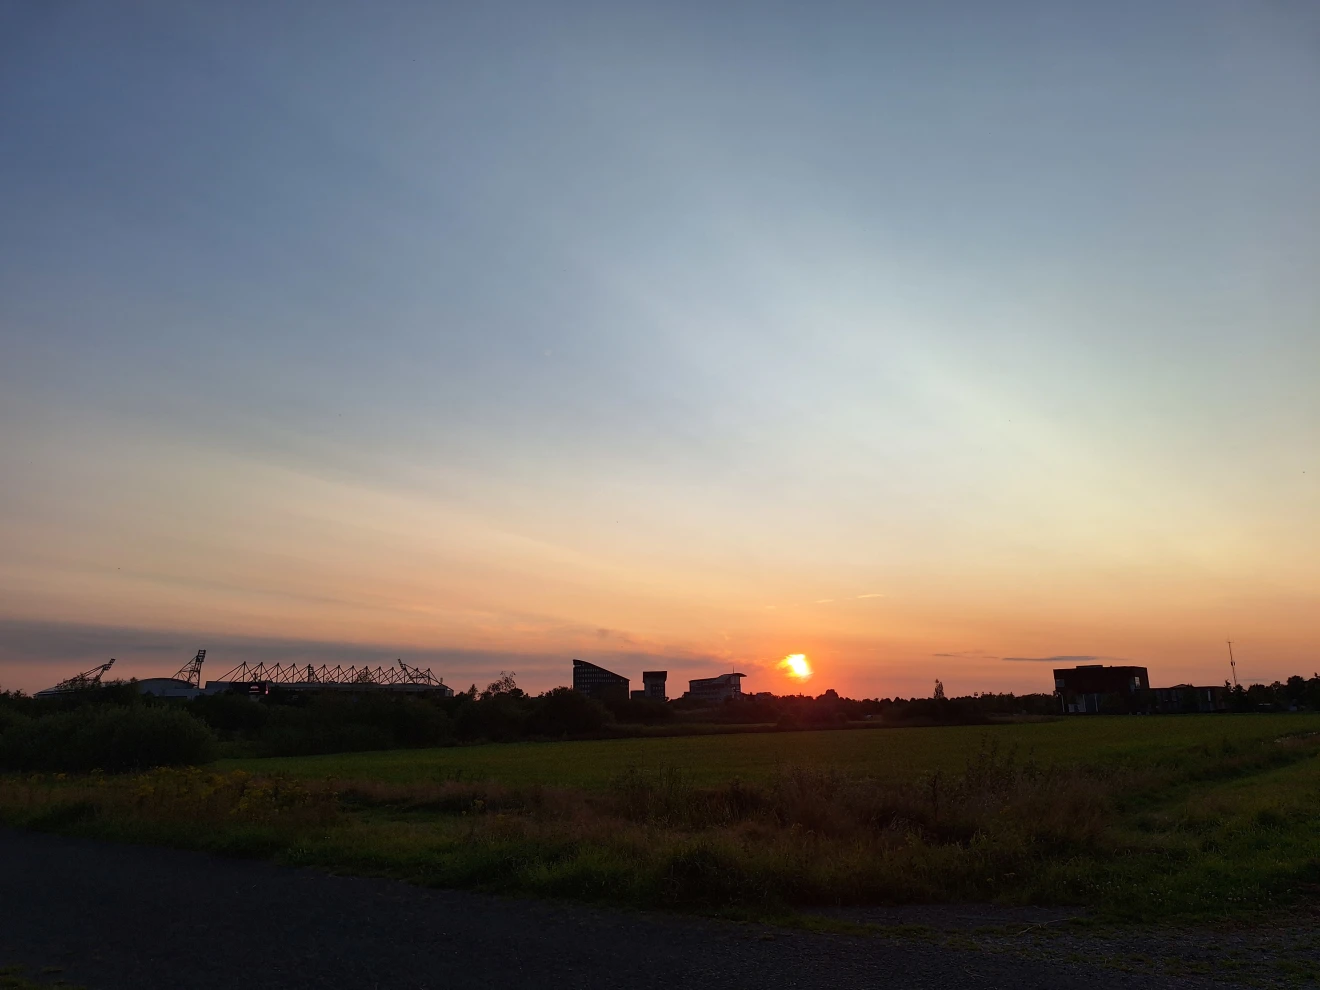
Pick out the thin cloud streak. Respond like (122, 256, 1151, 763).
(1001, 654, 1134, 664)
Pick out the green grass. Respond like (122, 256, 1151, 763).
(0, 967, 81, 990)
(7, 714, 1320, 925)
(219, 713, 1320, 788)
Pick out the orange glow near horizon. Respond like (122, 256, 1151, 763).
(1, 421, 1317, 700)
(778, 653, 813, 682)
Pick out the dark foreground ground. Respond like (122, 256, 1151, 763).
(0, 829, 1299, 989)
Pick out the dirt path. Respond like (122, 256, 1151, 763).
(0, 829, 1226, 989)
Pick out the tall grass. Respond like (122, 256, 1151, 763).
(226, 712, 1320, 788)
(4, 730, 1320, 921)
(265, 742, 1129, 910)
(0, 767, 337, 857)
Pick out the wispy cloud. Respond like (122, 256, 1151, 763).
(933, 649, 999, 659)
(1001, 654, 1133, 664)
(856, 593, 885, 599)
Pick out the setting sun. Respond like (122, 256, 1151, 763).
(778, 653, 813, 681)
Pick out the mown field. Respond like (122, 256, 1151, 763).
(220, 714, 1320, 788)
(6, 714, 1320, 925)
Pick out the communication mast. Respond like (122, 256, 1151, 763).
(1227, 638, 1238, 687)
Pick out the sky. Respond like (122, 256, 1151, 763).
(1, 1, 1317, 698)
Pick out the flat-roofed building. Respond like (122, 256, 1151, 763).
(1152, 684, 1229, 714)
(135, 677, 205, 699)
(642, 670, 667, 702)
(1053, 664, 1149, 714)
(572, 659, 629, 703)
(686, 672, 745, 704)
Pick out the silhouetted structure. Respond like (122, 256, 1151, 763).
(1053, 664, 1149, 714)
(572, 659, 630, 702)
(208, 659, 453, 696)
(642, 670, 667, 701)
(137, 648, 210, 699)
(1152, 684, 1229, 713)
(686, 672, 745, 703)
(35, 659, 116, 697)
(173, 649, 206, 687)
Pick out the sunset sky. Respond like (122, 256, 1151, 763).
(1, 2, 1317, 697)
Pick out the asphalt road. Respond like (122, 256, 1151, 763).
(0, 829, 1218, 989)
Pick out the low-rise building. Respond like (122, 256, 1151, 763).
(136, 677, 206, 700)
(685, 672, 745, 704)
(1152, 684, 1229, 714)
(1054, 664, 1149, 714)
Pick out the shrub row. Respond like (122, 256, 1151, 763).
(0, 706, 218, 773)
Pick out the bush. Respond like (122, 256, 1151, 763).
(605, 697, 675, 725)
(883, 697, 988, 726)
(525, 687, 610, 737)
(188, 692, 272, 735)
(243, 693, 455, 757)
(0, 707, 30, 736)
(0, 705, 218, 773)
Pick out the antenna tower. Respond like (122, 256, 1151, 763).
(1227, 638, 1237, 688)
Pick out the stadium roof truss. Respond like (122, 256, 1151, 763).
(214, 659, 449, 691)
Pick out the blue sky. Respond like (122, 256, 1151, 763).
(1, 1, 1317, 695)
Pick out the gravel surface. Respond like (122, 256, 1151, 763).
(0, 829, 1270, 989)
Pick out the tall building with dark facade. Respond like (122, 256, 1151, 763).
(641, 670, 667, 701)
(1053, 664, 1149, 713)
(572, 659, 630, 702)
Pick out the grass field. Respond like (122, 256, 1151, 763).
(221, 713, 1320, 787)
(6, 714, 1320, 924)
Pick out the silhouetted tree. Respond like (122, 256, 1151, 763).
(482, 671, 522, 700)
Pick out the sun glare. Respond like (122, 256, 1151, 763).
(778, 653, 812, 681)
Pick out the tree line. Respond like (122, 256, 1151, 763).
(3, 668, 1317, 773)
